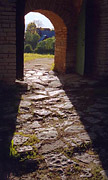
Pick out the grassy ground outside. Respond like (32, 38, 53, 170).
(24, 53, 54, 62)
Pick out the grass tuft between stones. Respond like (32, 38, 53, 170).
(64, 142, 92, 158)
(9, 133, 43, 162)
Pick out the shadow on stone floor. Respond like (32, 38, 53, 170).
(0, 82, 39, 179)
(58, 74, 108, 176)
(0, 73, 108, 179)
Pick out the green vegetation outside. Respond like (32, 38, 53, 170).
(24, 22, 55, 55)
(24, 53, 54, 62)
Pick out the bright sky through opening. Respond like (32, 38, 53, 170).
(25, 12, 54, 29)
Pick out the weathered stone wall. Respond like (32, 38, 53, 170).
(0, 0, 16, 83)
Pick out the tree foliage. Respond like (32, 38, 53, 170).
(25, 23, 40, 49)
(24, 22, 55, 54)
(35, 36, 55, 54)
(24, 44, 33, 53)
(26, 22, 37, 34)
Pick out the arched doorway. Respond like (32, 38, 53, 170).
(16, 0, 83, 80)
(24, 12, 55, 72)
(25, 10, 67, 74)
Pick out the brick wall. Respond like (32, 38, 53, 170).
(38, 10, 67, 73)
(0, 0, 16, 84)
(25, 0, 80, 74)
(93, 0, 108, 77)
(0, 0, 108, 84)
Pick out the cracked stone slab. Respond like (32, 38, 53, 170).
(100, 170, 108, 179)
(77, 132, 91, 142)
(48, 90, 65, 97)
(26, 70, 36, 74)
(27, 95, 48, 101)
(27, 77, 39, 81)
(37, 127, 58, 140)
(25, 73, 31, 77)
(34, 142, 42, 149)
(45, 98, 60, 105)
(57, 110, 66, 117)
(13, 134, 29, 145)
(19, 101, 31, 109)
(31, 78, 46, 84)
(64, 125, 85, 134)
(39, 140, 65, 154)
(61, 121, 74, 127)
(45, 87, 57, 92)
(49, 70, 55, 75)
(17, 146, 33, 153)
(44, 152, 75, 170)
(36, 174, 51, 180)
(63, 137, 78, 147)
(4, 66, 108, 180)
(75, 153, 94, 164)
(80, 168, 92, 178)
(32, 83, 45, 90)
(64, 135, 90, 146)
(54, 102, 73, 110)
(34, 90, 47, 95)
(40, 76, 50, 83)
(35, 71, 44, 76)
(49, 80, 62, 88)
(18, 114, 33, 121)
(29, 121, 41, 129)
(34, 109, 51, 117)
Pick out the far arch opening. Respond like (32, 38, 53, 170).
(24, 10, 67, 74)
(24, 12, 55, 72)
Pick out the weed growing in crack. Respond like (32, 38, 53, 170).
(10, 133, 41, 161)
(64, 142, 92, 158)
(89, 166, 106, 180)
(23, 134, 40, 146)
(10, 139, 19, 158)
(50, 62, 55, 71)
(65, 164, 81, 176)
(72, 164, 81, 174)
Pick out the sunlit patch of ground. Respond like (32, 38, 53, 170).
(24, 53, 54, 62)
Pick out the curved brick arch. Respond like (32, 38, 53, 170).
(24, 0, 83, 73)
(25, 9, 68, 73)
(0, 0, 108, 84)
(25, 0, 82, 26)
(31, 10, 67, 73)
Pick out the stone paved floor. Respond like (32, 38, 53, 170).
(0, 59, 108, 179)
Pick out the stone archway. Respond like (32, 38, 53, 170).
(0, 0, 108, 84)
(25, 10, 67, 73)
(16, 0, 83, 80)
